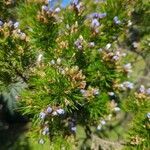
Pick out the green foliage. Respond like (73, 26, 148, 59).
(0, 0, 149, 149)
(122, 92, 150, 149)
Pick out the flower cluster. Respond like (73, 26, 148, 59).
(0, 20, 27, 41)
(102, 50, 125, 63)
(37, 2, 61, 23)
(74, 35, 85, 50)
(71, 0, 84, 13)
(39, 106, 65, 120)
(123, 63, 132, 74)
(119, 81, 134, 90)
(80, 87, 100, 99)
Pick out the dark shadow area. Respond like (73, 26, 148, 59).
(0, 96, 30, 150)
(0, 122, 30, 150)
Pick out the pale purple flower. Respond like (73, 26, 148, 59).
(123, 81, 134, 89)
(72, 0, 79, 5)
(39, 112, 46, 119)
(71, 126, 76, 132)
(46, 107, 52, 113)
(112, 55, 120, 61)
(139, 85, 145, 93)
(80, 89, 86, 94)
(0, 20, 3, 26)
(74, 37, 83, 50)
(76, 3, 82, 11)
(91, 18, 100, 28)
(56, 108, 65, 115)
(89, 13, 106, 19)
(42, 5, 49, 11)
(90, 13, 99, 18)
(89, 42, 95, 48)
(14, 22, 19, 29)
(101, 120, 106, 125)
(98, 13, 107, 19)
(42, 127, 49, 135)
(113, 16, 121, 24)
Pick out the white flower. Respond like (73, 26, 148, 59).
(52, 111, 58, 116)
(55, 7, 61, 13)
(105, 43, 111, 50)
(97, 124, 102, 130)
(119, 84, 126, 90)
(98, 48, 103, 52)
(132, 42, 138, 48)
(37, 54, 43, 63)
(127, 20, 132, 26)
(50, 60, 55, 65)
(101, 120, 106, 125)
(107, 114, 112, 121)
(56, 108, 65, 115)
(121, 53, 127, 57)
(56, 58, 61, 65)
(124, 63, 132, 73)
(42, 127, 49, 135)
(93, 88, 100, 95)
(20, 33, 26, 40)
(147, 112, 150, 119)
(108, 92, 115, 96)
(89, 42, 95, 47)
(114, 107, 121, 112)
(146, 88, 150, 95)
(39, 139, 45, 144)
